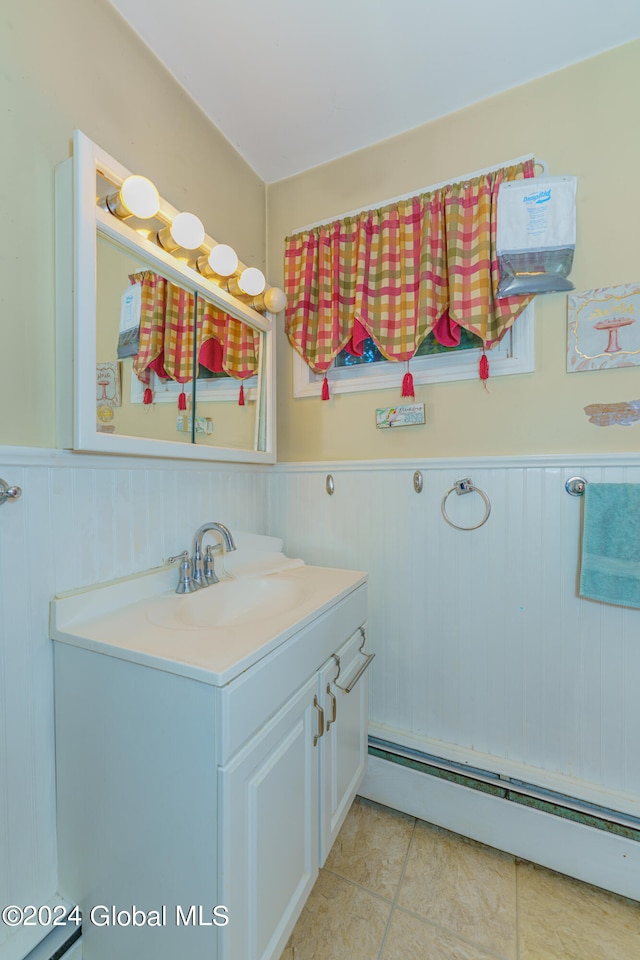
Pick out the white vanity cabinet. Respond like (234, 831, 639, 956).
(219, 626, 370, 960)
(52, 562, 368, 960)
(319, 627, 370, 865)
(219, 675, 320, 960)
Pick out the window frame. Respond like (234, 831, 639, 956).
(292, 302, 534, 398)
(130, 369, 258, 405)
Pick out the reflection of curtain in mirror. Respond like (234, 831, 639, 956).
(132, 270, 261, 406)
(198, 300, 261, 406)
(131, 271, 195, 407)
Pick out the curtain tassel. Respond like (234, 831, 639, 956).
(321, 375, 330, 401)
(238, 383, 245, 406)
(143, 387, 153, 405)
(401, 369, 415, 399)
(177, 391, 187, 411)
(479, 350, 489, 382)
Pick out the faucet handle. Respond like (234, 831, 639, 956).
(204, 545, 221, 585)
(166, 550, 189, 565)
(165, 550, 197, 594)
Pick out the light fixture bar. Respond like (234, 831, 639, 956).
(98, 166, 286, 313)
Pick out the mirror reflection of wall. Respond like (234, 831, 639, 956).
(96, 236, 260, 450)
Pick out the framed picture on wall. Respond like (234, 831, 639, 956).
(96, 360, 122, 406)
(567, 282, 640, 372)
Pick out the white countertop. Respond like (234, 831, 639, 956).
(51, 537, 366, 686)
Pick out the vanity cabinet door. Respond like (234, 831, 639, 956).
(319, 625, 370, 865)
(219, 674, 320, 960)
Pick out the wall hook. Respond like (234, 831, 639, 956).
(0, 478, 22, 506)
(325, 474, 335, 495)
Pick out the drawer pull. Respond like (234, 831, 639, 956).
(313, 695, 325, 746)
(325, 683, 337, 731)
(332, 627, 375, 695)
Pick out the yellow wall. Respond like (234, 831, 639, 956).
(5, 4, 640, 463)
(267, 40, 640, 461)
(1, 0, 265, 448)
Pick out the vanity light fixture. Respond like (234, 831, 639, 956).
(99, 161, 286, 314)
(225, 269, 287, 312)
(197, 243, 239, 279)
(158, 212, 206, 252)
(210, 243, 239, 277)
(239, 267, 266, 296)
(253, 286, 287, 314)
(227, 267, 266, 298)
(104, 175, 160, 220)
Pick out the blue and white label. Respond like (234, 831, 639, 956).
(120, 281, 142, 333)
(497, 175, 577, 252)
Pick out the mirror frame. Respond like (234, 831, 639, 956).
(56, 130, 276, 463)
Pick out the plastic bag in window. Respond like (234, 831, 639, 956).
(497, 175, 577, 298)
(117, 281, 142, 358)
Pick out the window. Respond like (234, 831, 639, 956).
(292, 302, 534, 398)
(285, 154, 539, 400)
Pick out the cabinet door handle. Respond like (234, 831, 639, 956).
(325, 683, 337, 731)
(313, 695, 325, 746)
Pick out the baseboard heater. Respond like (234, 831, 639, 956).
(23, 924, 81, 960)
(368, 737, 640, 843)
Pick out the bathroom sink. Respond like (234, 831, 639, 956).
(146, 574, 306, 630)
(51, 533, 367, 685)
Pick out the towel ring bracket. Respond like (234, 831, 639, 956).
(565, 477, 587, 497)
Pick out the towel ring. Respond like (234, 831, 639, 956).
(441, 478, 491, 531)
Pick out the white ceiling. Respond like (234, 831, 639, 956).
(110, 0, 640, 183)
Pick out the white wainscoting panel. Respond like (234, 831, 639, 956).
(3, 445, 640, 960)
(0, 447, 268, 960)
(267, 455, 640, 820)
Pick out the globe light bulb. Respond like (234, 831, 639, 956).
(105, 175, 160, 220)
(238, 267, 266, 296)
(169, 212, 205, 250)
(262, 287, 287, 313)
(209, 244, 238, 277)
(120, 176, 160, 218)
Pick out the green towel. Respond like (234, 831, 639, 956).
(580, 483, 640, 609)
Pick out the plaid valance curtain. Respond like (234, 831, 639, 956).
(132, 271, 193, 386)
(198, 300, 261, 381)
(284, 159, 535, 392)
(132, 271, 260, 406)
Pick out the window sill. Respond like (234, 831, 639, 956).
(293, 304, 534, 398)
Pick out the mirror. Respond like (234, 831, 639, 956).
(96, 235, 262, 453)
(56, 131, 276, 464)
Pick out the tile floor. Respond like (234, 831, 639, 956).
(280, 796, 640, 960)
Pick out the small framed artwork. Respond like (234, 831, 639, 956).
(567, 283, 640, 372)
(96, 361, 122, 406)
(375, 403, 425, 429)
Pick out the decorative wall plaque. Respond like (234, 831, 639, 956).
(568, 283, 640, 372)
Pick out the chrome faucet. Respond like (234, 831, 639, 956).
(190, 522, 237, 588)
(167, 522, 236, 593)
